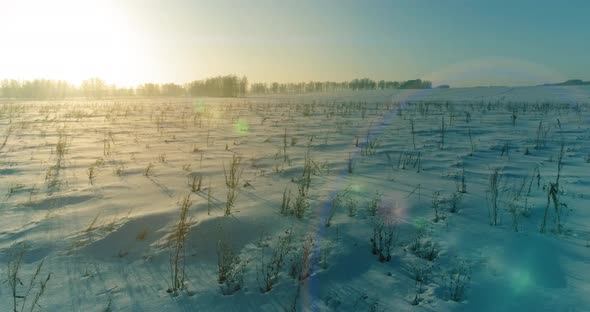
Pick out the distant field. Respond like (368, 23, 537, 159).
(1, 86, 589, 311)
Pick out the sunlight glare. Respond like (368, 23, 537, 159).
(0, 0, 150, 86)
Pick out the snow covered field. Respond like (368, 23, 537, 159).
(1, 86, 589, 311)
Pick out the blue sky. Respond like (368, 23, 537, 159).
(0, 0, 588, 86)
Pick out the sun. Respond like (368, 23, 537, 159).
(0, 0, 150, 86)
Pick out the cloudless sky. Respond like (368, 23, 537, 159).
(0, 0, 588, 87)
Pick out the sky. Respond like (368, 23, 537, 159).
(0, 0, 588, 87)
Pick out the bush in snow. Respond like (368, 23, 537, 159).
(217, 239, 247, 295)
(441, 258, 472, 302)
(256, 230, 293, 293)
(370, 206, 398, 262)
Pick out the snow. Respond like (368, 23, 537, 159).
(1, 85, 589, 311)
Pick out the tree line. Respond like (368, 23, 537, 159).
(250, 78, 432, 94)
(0, 76, 434, 99)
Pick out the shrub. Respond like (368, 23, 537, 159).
(409, 220, 439, 261)
(346, 196, 358, 217)
(87, 165, 97, 185)
(325, 187, 353, 226)
(217, 239, 246, 295)
(293, 193, 309, 220)
(367, 192, 382, 217)
(280, 187, 292, 216)
(167, 194, 192, 296)
(541, 144, 565, 234)
(409, 261, 433, 306)
(487, 168, 501, 226)
(432, 191, 445, 223)
(296, 236, 314, 281)
(298, 150, 312, 196)
(448, 192, 463, 214)
(370, 212, 397, 262)
(442, 259, 472, 302)
(5, 243, 52, 312)
(256, 231, 293, 293)
(188, 173, 202, 192)
(144, 163, 154, 177)
(223, 154, 243, 216)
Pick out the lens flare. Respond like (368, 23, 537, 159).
(510, 268, 533, 294)
(192, 99, 205, 113)
(234, 119, 250, 134)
